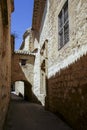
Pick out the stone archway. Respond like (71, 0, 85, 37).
(11, 80, 41, 104)
(11, 80, 33, 101)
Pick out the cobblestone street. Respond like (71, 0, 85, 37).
(4, 94, 72, 130)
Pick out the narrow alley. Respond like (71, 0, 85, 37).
(4, 94, 72, 130)
(1, 0, 87, 129)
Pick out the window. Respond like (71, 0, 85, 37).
(21, 59, 26, 66)
(58, 0, 69, 49)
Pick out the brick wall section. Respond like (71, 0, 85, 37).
(48, 53, 87, 129)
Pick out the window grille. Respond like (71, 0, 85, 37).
(58, 0, 69, 49)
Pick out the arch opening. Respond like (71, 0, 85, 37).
(11, 80, 32, 102)
(11, 80, 42, 104)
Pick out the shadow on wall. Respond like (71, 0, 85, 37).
(11, 80, 41, 105)
(44, 77, 49, 110)
(46, 54, 87, 129)
(24, 81, 41, 105)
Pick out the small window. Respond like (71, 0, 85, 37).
(58, 0, 69, 49)
(21, 59, 26, 66)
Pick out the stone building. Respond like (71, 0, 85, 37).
(11, 29, 33, 97)
(11, 49, 35, 101)
(20, 28, 34, 52)
(30, 0, 87, 129)
(18, 27, 47, 105)
(1, 0, 86, 129)
(0, 0, 14, 129)
(11, 28, 42, 103)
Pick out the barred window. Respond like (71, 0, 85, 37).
(58, 0, 69, 49)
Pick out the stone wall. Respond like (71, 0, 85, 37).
(33, 0, 87, 129)
(11, 52, 42, 102)
(11, 53, 34, 85)
(48, 54, 87, 129)
(32, 36, 44, 104)
(48, 0, 87, 77)
(32, 0, 49, 105)
(36, 0, 87, 76)
(15, 26, 44, 104)
(0, 0, 13, 129)
(20, 28, 34, 52)
(15, 81, 24, 97)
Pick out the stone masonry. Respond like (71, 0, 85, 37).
(0, 0, 14, 129)
(48, 54, 87, 129)
(11, 50, 35, 101)
(0, 0, 86, 129)
(14, 1, 87, 128)
(31, 0, 87, 129)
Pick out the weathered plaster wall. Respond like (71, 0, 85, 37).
(0, 0, 13, 129)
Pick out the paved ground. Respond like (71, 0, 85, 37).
(4, 94, 72, 130)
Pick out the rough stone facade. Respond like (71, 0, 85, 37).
(11, 51, 35, 84)
(1, 0, 86, 129)
(12, 29, 35, 98)
(0, 0, 14, 129)
(20, 28, 34, 52)
(11, 50, 35, 101)
(48, 54, 87, 129)
(15, 27, 44, 104)
(31, 0, 87, 129)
